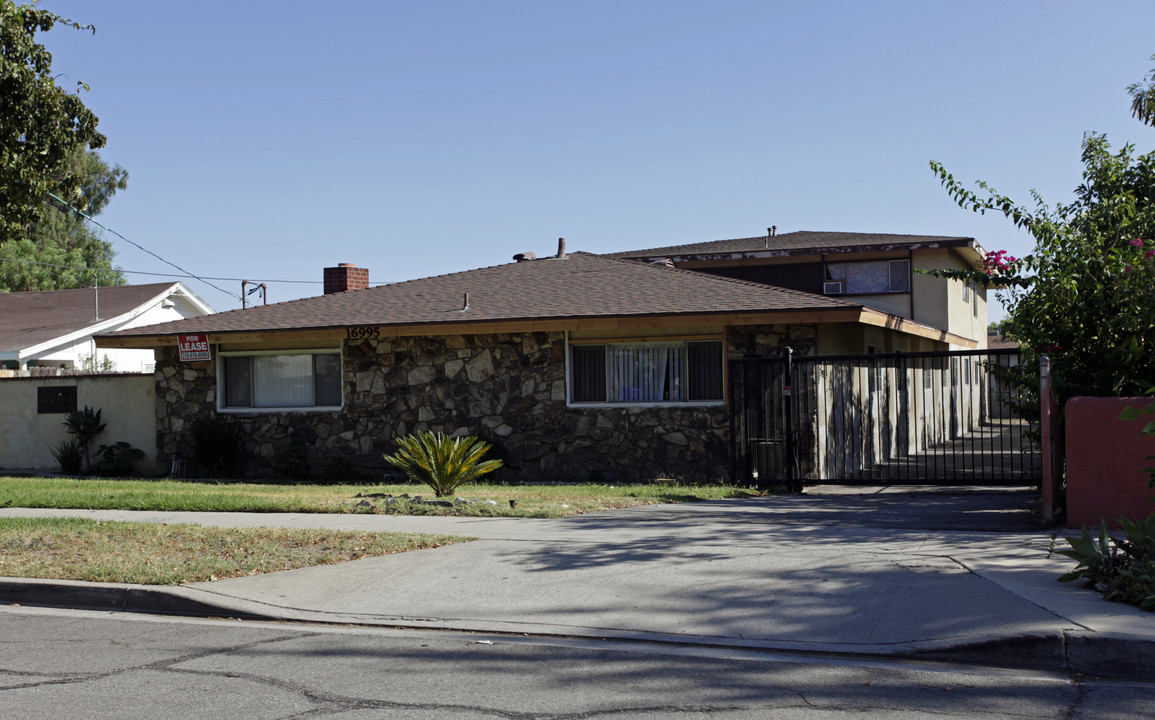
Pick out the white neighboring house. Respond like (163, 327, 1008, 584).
(0, 282, 214, 374)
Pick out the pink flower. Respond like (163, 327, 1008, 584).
(980, 249, 1017, 274)
(1130, 238, 1145, 247)
(1146, 249, 1155, 260)
(1124, 266, 1133, 274)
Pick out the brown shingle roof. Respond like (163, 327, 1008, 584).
(605, 230, 979, 259)
(0, 283, 179, 351)
(104, 253, 863, 339)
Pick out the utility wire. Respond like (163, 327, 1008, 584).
(0, 255, 324, 284)
(1, 253, 392, 287)
(45, 191, 242, 301)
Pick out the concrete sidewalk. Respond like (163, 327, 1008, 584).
(3, 491, 1155, 680)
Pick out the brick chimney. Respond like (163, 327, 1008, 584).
(323, 263, 369, 294)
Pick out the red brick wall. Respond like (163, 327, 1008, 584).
(324, 264, 369, 294)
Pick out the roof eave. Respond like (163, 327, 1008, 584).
(94, 307, 870, 349)
(619, 237, 981, 263)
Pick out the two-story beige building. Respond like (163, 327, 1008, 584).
(606, 230, 989, 352)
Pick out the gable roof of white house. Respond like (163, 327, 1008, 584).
(0, 282, 214, 364)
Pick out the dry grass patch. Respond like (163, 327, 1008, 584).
(0, 477, 760, 517)
(0, 517, 469, 585)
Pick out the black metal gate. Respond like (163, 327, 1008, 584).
(729, 348, 1040, 487)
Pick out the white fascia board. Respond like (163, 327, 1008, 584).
(170, 282, 216, 315)
(18, 284, 186, 358)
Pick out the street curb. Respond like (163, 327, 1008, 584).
(0, 578, 269, 620)
(1064, 630, 1155, 681)
(5, 578, 1155, 681)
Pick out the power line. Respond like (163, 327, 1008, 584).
(45, 191, 242, 301)
(0, 255, 395, 291)
(0, 255, 323, 284)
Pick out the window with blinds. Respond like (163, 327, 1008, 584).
(221, 351, 342, 410)
(569, 340, 723, 405)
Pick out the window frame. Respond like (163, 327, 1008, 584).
(825, 259, 911, 295)
(217, 348, 344, 413)
(566, 336, 725, 408)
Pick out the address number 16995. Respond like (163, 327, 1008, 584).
(346, 326, 380, 339)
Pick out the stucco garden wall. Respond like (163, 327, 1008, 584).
(0, 374, 158, 474)
(155, 325, 807, 483)
(1065, 396, 1155, 528)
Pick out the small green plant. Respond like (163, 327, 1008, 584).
(189, 416, 244, 478)
(77, 353, 116, 373)
(383, 431, 503, 497)
(62, 406, 105, 475)
(320, 455, 365, 484)
(271, 438, 309, 479)
(1113, 515, 1155, 610)
(50, 438, 84, 475)
(1058, 522, 1121, 588)
(1059, 515, 1155, 611)
(93, 441, 145, 477)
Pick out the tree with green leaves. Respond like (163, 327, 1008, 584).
(1130, 54, 1155, 127)
(0, 146, 127, 291)
(928, 56, 1155, 404)
(1, 1, 115, 290)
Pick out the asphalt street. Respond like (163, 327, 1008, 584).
(4, 605, 1155, 719)
(4, 486, 1155, 683)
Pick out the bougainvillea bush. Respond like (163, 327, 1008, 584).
(929, 133, 1155, 403)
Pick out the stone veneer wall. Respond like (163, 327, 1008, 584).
(155, 324, 814, 482)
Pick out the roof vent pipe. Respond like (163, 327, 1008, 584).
(462, 292, 470, 311)
(557, 237, 566, 258)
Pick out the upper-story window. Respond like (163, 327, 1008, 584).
(826, 259, 910, 294)
(569, 340, 723, 405)
(220, 350, 342, 411)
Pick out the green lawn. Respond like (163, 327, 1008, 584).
(0, 516, 468, 585)
(0, 477, 759, 518)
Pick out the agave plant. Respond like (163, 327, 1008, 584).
(383, 431, 503, 497)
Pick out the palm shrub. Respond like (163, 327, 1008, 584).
(383, 431, 504, 497)
(62, 406, 106, 475)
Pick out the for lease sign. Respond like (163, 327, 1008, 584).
(177, 334, 211, 362)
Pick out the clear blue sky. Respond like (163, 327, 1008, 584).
(41, 0, 1155, 318)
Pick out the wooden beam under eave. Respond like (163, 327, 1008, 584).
(856, 309, 979, 348)
(95, 334, 179, 349)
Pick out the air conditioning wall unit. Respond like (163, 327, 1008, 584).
(823, 281, 844, 295)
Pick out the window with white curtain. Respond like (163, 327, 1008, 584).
(220, 351, 342, 410)
(826, 259, 910, 294)
(569, 340, 723, 405)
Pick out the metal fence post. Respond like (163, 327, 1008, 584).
(1039, 356, 1056, 523)
(784, 346, 801, 492)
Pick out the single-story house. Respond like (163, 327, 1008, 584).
(0, 282, 214, 374)
(97, 241, 983, 482)
(606, 230, 990, 351)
